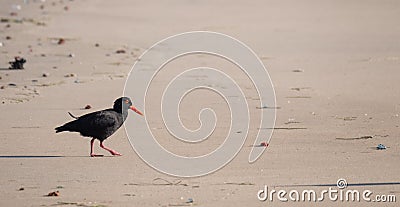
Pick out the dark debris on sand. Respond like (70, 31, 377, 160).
(9, 57, 26, 69)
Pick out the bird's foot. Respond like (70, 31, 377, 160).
(110, 151, 122, 156)
(90, 154, 104, 157)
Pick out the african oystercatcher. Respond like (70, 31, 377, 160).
(55, 97, 143, 157)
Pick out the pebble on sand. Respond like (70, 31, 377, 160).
(47, 191, 60, 196)
(292, 69, 304, 72)
(57, 38, 65, 45)
(377, 144, 386, 150)
(115, 49, 126, 54)
(64, 73, 76, 77)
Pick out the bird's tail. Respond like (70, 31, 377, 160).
(55, 125, 67, 133)
(55, 121, 76, 133)
(55, 112, 80, 133)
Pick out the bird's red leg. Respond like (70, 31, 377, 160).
(90, 138, 103, 157)
(100, 141, 122, 156)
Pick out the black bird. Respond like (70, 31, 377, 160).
(55, 97, 143, 157)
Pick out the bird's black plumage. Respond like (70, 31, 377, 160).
(55, 108, 125, 141)
(55, 97, 143, 156)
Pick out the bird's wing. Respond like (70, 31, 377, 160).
(77, 110, 117, 130)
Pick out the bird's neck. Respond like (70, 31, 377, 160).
(114, 107, 128, 114)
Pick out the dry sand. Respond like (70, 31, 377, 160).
(0, 0, 399, 206)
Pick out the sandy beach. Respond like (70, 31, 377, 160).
(1, 0, 399, 206)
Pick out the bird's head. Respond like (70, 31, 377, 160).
(114, 97, 143, 116)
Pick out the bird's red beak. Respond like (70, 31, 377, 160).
(130, 106, 143, 116)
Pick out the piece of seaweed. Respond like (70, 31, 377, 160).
(9, 57, 26, 69)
